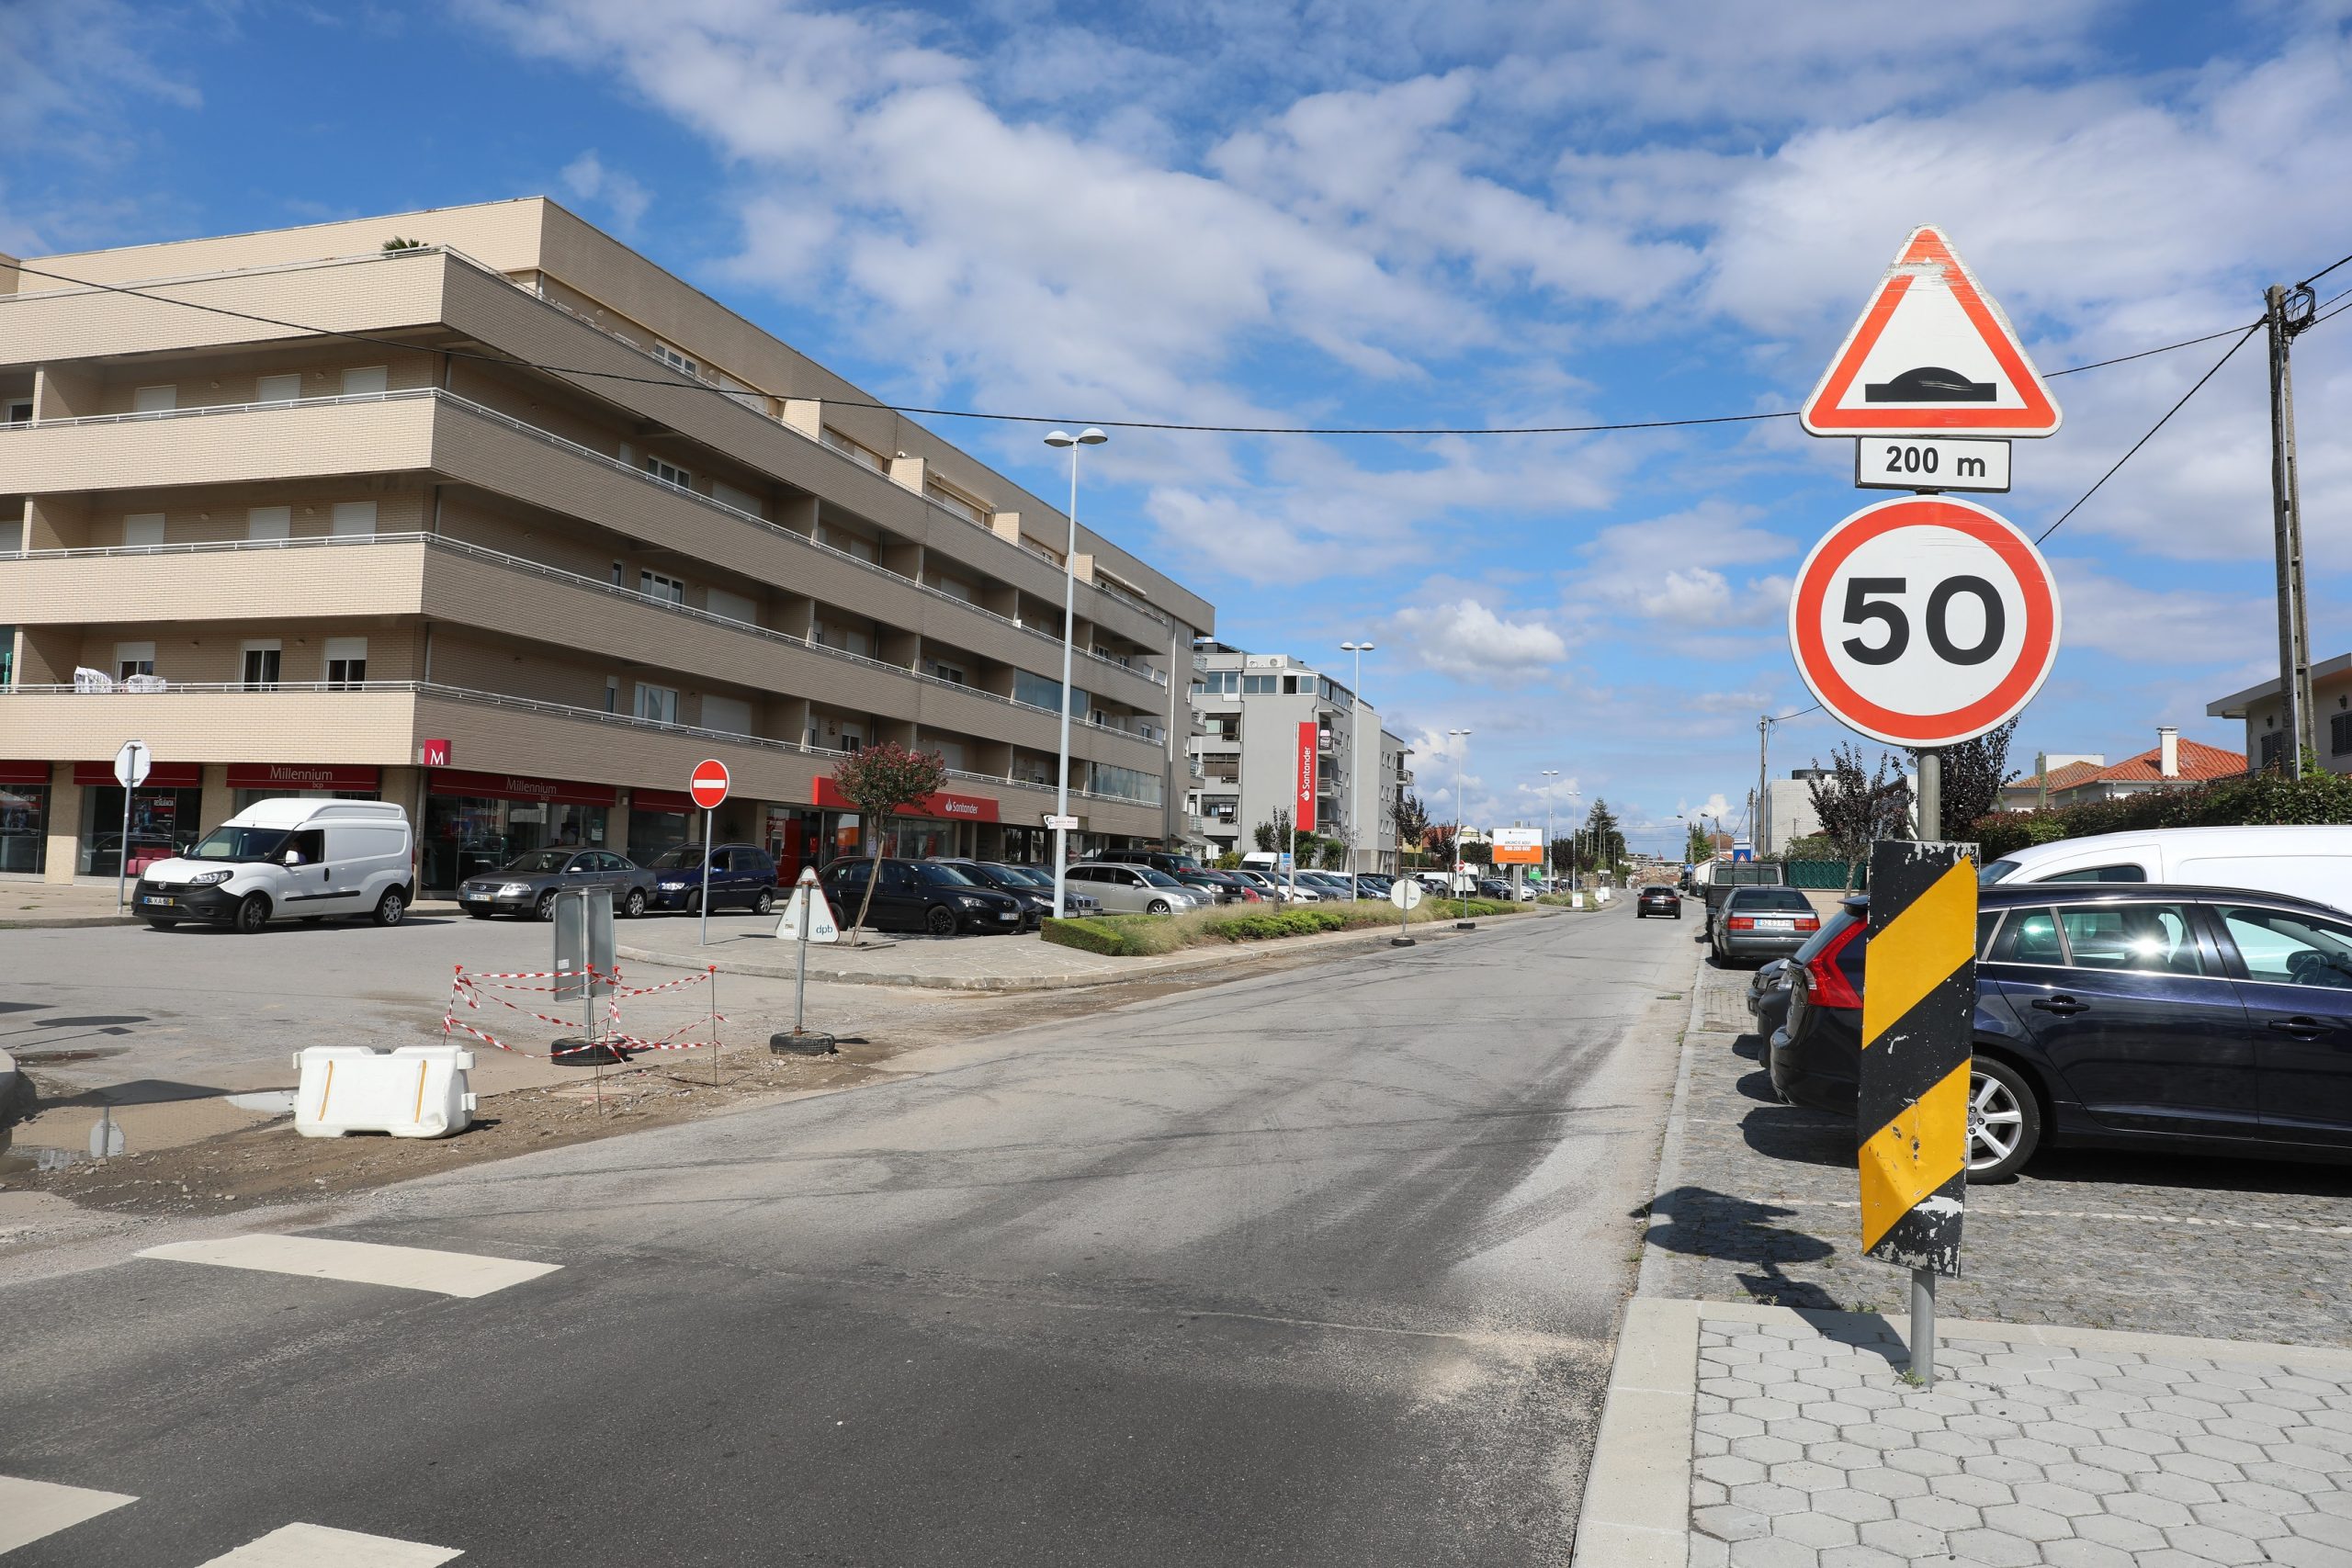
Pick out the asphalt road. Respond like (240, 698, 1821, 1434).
(0, 904, 1686, 1565)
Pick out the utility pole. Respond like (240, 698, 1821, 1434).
(1757, 716, 1772, 858)
(2266, 283, 2318, 779)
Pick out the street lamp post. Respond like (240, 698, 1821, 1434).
(1043, 427, 1107, 919)
(1340, 640, 1374, 878)
(1447, 728, 1471, 919)
(1541, 769, 1560, 898)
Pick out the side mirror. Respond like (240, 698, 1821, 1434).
(283, 850, 303, 866)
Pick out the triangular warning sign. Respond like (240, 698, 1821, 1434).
(775, 884, 840, 944)
(1802, 226, 2061, 438)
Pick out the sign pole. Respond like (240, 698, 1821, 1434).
(1917, 751, 1940, 841)
(118, 784, 134, 912)
(795, 893, 811, 1033)
(699, 806, 713, 947)
(1912, 1269, 1938, 1386)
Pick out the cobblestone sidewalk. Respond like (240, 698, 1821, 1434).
(1576, 1298, 2352, 1568)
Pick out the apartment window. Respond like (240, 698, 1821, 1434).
(706, 587, 759, 626)
(247, 506, 291, 541)
(644, 456, 692, 491)
(820, 427, 885, 472)
(0, 629, 14, 687)
(635, 683, 679, 724)
(924, 482, 983, 525)
(2333, 712, 2352, 757)
(4, 400, 30, 425)
(324, 637, 368, 688)
(1241, 674, 1277, 694)
(605, 676, 620, 714)
(2259, 731, 2285, 769)
(639, 570, 686, 605)
(930, 661, 966, 685)
(241, 640, 283, 691)
(701, 694, 752, 736)
(932, 574, 975, 604)
(115, 642, 156, 680)
(933, 739, 966, 771)
(819, 525, 877, 563)
(331, 502, 378, 536)
(710, 480, 763, 517)
(341, 366, 389, 397)
(1283, 675, 1304, 694)
(255, 374, 301, 404)
(132, 386, 176, 413)
(611, 561, 626, 587)
(652, 343, 700, 378)
(123, 513, 166, 548)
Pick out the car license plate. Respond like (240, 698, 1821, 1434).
(462, 891, 489, 902)
(999, 910, 1018, 920)
(1759, 919, 1794, 930)
(141, 895, 173, 908)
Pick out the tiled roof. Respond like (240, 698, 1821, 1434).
(2013, 761, 2106, 795)
(2092, 738, 2247, 784)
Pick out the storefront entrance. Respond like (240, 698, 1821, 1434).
(423, 769, 615, 891)
(74, 761, 204, 878)
(1, 762, 51, 875)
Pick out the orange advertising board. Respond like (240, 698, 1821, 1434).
(1492, 827, 1544, 864)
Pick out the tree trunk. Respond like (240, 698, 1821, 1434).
(848, 811, 887, 946)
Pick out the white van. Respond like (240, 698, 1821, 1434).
(1979, 825, 2352, 914)
(133, 798, 416, 932)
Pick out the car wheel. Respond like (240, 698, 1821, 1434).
(534, 890, 558, 922)
(145, 919, 179, 931)
(465, 908, 493, 920)
(684, 890, 703, 918)
(233, 893, 271, 934)
(1965, 1057, 2042, 1182)
(923, 904, 958, 937)
(622, 889, 647, 919)
(372, 887, 406, 928)
(753, 888, 775, 917)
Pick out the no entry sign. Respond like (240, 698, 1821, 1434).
(1789, 494, 2061, 749)
(689, 759, 731, 811)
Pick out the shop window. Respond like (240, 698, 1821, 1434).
(640, 570, 686, 605)
(324, 637, 368, 688)
(255, 374, 301, 404)
(132, 386, 175, 413)
(341, 366, 389, 397)
(123, 513, 165, 547)
(247, 506, 291, 540)
(0, 783, 48, 874)
(115, 642, 155, 680)
(331, 502, 377, 536)
(636, 682, 679, 724)
(242, 641, 283, 690)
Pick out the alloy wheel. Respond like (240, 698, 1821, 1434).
(1967, 1069, 2025, 1170)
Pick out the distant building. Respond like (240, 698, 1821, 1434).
(2002, 753, 2107, 811)
(2207, 653, 2352, 775)
(2006, 728, 2244, 811)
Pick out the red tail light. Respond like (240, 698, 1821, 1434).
(1806, 918, 1864, 1009)
(1242, 887, 1262, 901)
(1727, 916, 1755, 931)
(1795, 915, 1820, 932)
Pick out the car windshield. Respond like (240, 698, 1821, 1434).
(993, 864, 1052, 888)
(186, 826, 290, 862)
(503, 851, 571, 874)
(1979, 859, 2020, 885)
(646, 845, 709, 869)
(914, 863, 976, 886)
(1136, 868, 1183, 887)
(1733, 889, 1815, 912)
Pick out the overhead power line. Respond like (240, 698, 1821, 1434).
(0, 257, 2290, 440)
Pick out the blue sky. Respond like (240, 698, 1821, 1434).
(8, 0, 2350, 851)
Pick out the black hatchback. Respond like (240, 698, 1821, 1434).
(820, 857, 1025, 936)
(1774, 884, 2352, 1181)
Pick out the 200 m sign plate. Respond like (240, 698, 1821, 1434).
(1855, 437, 2010, 493)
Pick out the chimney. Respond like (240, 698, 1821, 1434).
(2158, 726, 2179, 780)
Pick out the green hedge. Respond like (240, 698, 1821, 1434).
(1968, 769, 2352, 859)
(1042, 897, 1524, 957)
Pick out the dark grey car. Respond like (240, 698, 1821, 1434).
(1713, 886, 1823, 966)
(458, 849, 660, 920)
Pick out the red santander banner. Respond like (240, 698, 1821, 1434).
(1295, 720, 1317, 833)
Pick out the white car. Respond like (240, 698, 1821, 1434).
(133, 798, 415, 933)
(1980, 825, 2352, 914)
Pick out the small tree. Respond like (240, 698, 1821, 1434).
(1461, 840, 1493, 867)
(1391, 791, 1430, 847)
(830, 742, 947, 943)
(1584, 799, 1626, 863)
(1252, 810, 1294, 853)
(1684, 821, 1713, 863)
(1317, 839, 1349, 871)
(1927, 716, 2020, 838)
(1805, 741, 1913, 888)
(1422, 823, 1456, 867)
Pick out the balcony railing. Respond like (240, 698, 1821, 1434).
(0, 678, 1155, 807)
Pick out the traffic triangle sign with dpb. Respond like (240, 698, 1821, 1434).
(1802, 226, 2061, 439)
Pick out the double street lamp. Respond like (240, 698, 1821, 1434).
(1447, 728, 1472, 918)
(1541, 769, 1561, 894)
(1340, 640, 1374, 877)
(1043, 426, 1107, 919)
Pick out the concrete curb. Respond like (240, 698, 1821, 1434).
(1631, 943, 1716, 1300)
(0, 915, 142, 930)
(617, 905, 1561, 990)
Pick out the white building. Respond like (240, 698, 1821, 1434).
(1188, 643, 1411, 872)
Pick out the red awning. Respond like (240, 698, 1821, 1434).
(424, 769, 616, 807)
(630, 787, 695, 813)
(809, 777, 1001, 823)
(73, 761, 204, 788)
(0, 761, 51, 785)
(225, 763, 382, 791)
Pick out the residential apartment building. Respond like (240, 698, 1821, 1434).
(1758, 769, 1829, 858)
(1187, 644, 1410, 873)
(2208, 653, 2352, 775)
(0, 199, 1213, 887)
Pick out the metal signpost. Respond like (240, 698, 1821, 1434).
(1792, 224, 2065, 1384)
(1388, 873, 1422, 946)
(770, 867, 841, 1055)
(689, 759, 730, 947)
(112, 739, 152, 911)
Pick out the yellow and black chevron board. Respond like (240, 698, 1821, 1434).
(1859, 841, 1977, 1274)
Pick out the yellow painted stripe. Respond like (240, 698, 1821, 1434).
(315, 1059, 335, 1122)
(1860, 859, 1976, 1050)
(414, 1063, 430, 1123)
(1860, 1056, 1972, 1252)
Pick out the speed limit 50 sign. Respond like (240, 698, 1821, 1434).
(1789, 494, 2060, 749)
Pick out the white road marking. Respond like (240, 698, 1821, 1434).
(1770, 1198, 2352, 1236)
(0, 1475, 138, 1553)
(136, 1235, 561, 1298)
(193, 1522, 462, 1565)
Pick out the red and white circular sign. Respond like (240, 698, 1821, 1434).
(688, 759, 731, 811)
(1788, 494, 2061, 749)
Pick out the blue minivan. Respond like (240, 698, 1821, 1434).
(644, 841, 777, 915)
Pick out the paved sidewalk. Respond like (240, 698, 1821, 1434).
(620, 903, 1560, 990)
(1578, 1297, 2352, 1568)
(0, 877, 462, 927)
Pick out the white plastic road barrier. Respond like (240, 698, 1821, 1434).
(293, 1045, 476, 1139)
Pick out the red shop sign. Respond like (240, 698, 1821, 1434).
(809, 777, 1000, 823)
(424, 768, 617, 807)
(74, 761, 202, 788)
(631, 787, 695, 813)
(0, 761, 51, 785)
(225, 763, 382, 791)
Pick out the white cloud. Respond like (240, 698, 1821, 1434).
(559, 149, 650, 235)
(1389, 598, 1567, 677)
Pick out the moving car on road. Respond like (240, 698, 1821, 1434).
(459, 848, 660, 920)
(1636, 885, 1681, 919)
(1774, 884, 2352, 1181)
(1712, 886, 1821, 965)
(821, 857, 1025, 935)
(645, 842, 778, 916)
(134, 798, 415, 933)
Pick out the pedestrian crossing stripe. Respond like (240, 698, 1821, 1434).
(1858, 843, 1975, 1271)
(0, 1475, 137, 1555)
(194, 1522, 461, 1565)
(137, 1235, 560, 1298)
